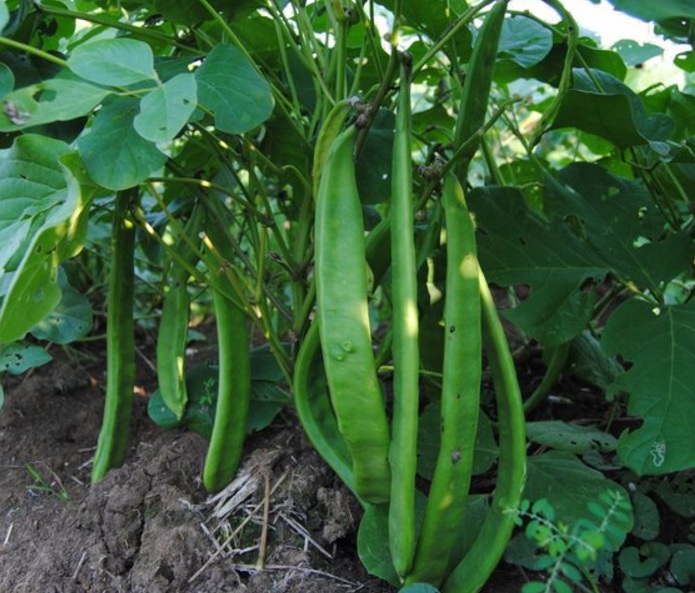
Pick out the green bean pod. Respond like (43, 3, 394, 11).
(315, 125, 391, 505)
(453, 0, 508, 176)
(91, 189, 137, 484)
(408, 173, 482, 585)
(201, 217, 252, 493)
(387, 62, 420, 578)
(293, 321, 357, 496)
(156, 205, 205, 421)
(442, 271, 526, 593)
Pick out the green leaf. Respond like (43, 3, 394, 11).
(417, 402, 497, 480)
(0, 63, 13, 97)
(498, 15, 553, 68)
(525, 451, 633, 530)
(0, 75, 110, 132)
(78, 97, 166, 190)
(0, 136, 89, 343)
(611, 40, 663, 67)
(0, 1, 8, 33)
(30, 274, 92, 344)
(134, 73, 197, 144)
(602, 299, 695, 475)
(469, 186, 605, 345)
(357, 503, 401, 587)
(0, 343, 52, 374)
(356, 108, 395, 205)
(567, 331, 623, 391)
(68, 38, 156, 86)
(608, 0, 695, 22)
(148, 351, 288, 438)
(196, 44, 273, 135)
(552, 69, 672, 147)
(669, 544, 695, 586)
(399, 584, 440, 593)
(630, 493, 660, 540)
(526, 421, 617, 455)
(619, 543, 670, 579)
(521, 582, 546, 593)
(547, 164, 694, 293)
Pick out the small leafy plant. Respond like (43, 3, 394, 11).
(511, 490, 633, 593)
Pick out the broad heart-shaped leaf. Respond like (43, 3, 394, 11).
(525, 451, 633, 530)
(78, 97, 166, 190)
(0, 74, 110, 132)
(468, 186, 606, 346)
(547, 163, 695, 294)
(602, 299, 695, 475)
(608, 0, 695, 22)
(498, 14, 552, 69)
(0, 141, 92, 343)
(134, 73, 197, 144)
(68, 38, 156, 86)
(196, 44, 273, 135)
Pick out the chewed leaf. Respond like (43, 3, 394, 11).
(602, 299, 695, 474)
(526, 421, 617, 455)
(0, 343, 52, 375)
(0, 75, 109, 132)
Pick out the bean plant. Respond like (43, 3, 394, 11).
(0, 0, 694, 591)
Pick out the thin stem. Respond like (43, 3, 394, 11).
(35, 4, 200, 53)
(412, 0, 497, 77)
(523, 342, 571, 416)
(0, 37, 68, 68)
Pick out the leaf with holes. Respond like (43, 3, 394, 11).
(0, 343, 52, 375)
(546, 164, 695, 294)
(0, 75, 110, 132)
(134, 73, 197, 144)
(526, 421, 617, 455)
(469, 186, 606, 346)
(196, 44, 273, 135)
(602, 299, 695, 474)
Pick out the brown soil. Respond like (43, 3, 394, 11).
(0, 342, 527, 593)
(0, 344, 394, 593)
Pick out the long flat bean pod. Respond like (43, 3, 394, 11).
(388, 62, 419, 579)
(442, 271, 526, 593)
(408, 173, 482, 586)
(156, 205, 205, 421)
(293, 321, 357, 496)
(453, 0, 508, 177)
(91, 188, 137, 484)
(315, 125, 391, 505)
(201, 217, 252, 493)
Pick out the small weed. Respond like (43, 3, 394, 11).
(25, 462, 70, 503)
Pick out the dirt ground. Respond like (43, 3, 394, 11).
(0, 341, 527, 593)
